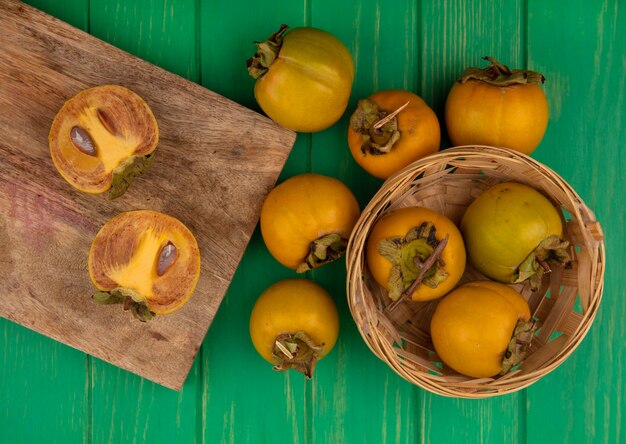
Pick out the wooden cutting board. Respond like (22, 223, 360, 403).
(0, 0, 295, 390)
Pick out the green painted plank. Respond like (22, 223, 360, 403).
(416, 2, 527, 443)
(85, 2, 201, 443)
(198, 3, 311, 443)
(308, 1, 420, 443)
(420, 0, 525, 149)
(307, 261, 419, 444)
(309, 0, 412, 206)
(1, 2, 89, 444)
(3, 2, 625, 443)
(418, 395, 524, 444)
(0, 321, 88, 444)
(525, 1, 626, 442)
(89, 0, 199, 81)
(90, 359, 200, 444)
(199, 1, 310, 178)
(199, 239, 311, 444)
(24, 0, 88, 30)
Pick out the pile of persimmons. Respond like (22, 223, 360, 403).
(247, 25, 566, 380)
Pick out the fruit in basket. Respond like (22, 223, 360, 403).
(348, 90, 440, 179)
(431, 281, 534, 378)
(445, 56, 548, 155)
(260, 173, 360, 272)
(461, 182, 571, 291)
(366, 207, 465, 302)
(88, 210, 201, 321)
(249, 279, 339, 378)
(49, 85, 159, 198)
(247, 24, 354, 132)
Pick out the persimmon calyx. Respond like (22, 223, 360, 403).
(514, 235, 571, 291)
(247, 24, 288, 79)
(459, 56, 546, 86)
(350, 99, 402, 156)
(272, 331, 325, 378)
(378, 222, 449, 301)
(297, 233, 348, 273)
(109, 152, 155, 199)
(92, 287, 155, 322)
(501, 319, 537, 375)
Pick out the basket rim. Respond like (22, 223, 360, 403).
(345, 145, 606, 399)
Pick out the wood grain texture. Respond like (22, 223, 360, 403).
(0, 0, 295, 390)
(85, 3, 203, 444)
(0, 2, 90, 443)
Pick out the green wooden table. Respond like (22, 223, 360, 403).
(1, 1, 624, 442)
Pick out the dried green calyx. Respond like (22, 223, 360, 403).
(350, 99, 406, 156)
(459, 56, 545, 86)
(297, 233, 348, 273)
(501, 319, 537, 375)
(247, 24, 288, 79)
(378, 222, 449, 301)
(92, 287, 155, 322)
(272, 331, 325, 378)
(514, 235, 571, 291)
(109, 153, 155, 199)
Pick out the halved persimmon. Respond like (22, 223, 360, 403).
(88, 210, 201, 321)
(49, 85, 159, 198)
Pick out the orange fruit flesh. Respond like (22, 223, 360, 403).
(49, 85, 158, 194)
(88, 210, 200, 315)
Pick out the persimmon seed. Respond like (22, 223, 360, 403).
(157, 242, 177, 276)
(70, 126, 97, 156)
(97, 109, 117, 136)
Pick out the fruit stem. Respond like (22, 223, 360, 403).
(272, 332, 325, 378)
(349, 99, 402, 156)
(458, 56, 545, 86)
(483, 56, 512, 77)
(500, 319, 537, 375)
(381, 222, 450, 309)
(297, 233, 348, 273)
(247, 24, 288, 79)
(537, 257, 551, 273)
(372, 101, 410, 130)
(402, 234, 448, 298)
(274, 340, 294, 360)
(515, 235, 571, 291)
